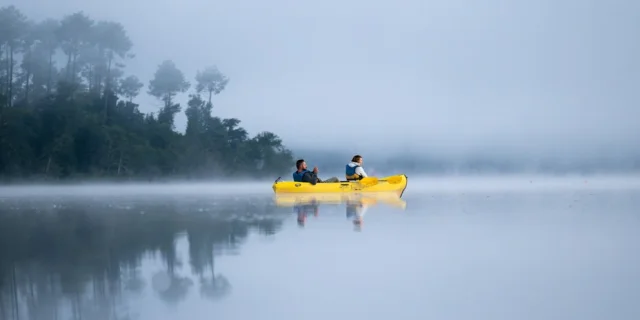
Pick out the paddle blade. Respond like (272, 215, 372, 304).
(385, 175, 404, 184)
(359, 175, 404, 187)
(359, 177, 379, 187)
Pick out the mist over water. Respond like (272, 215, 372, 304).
(1, 176, 640, 320)
(2, 174, 640, 198)
(0, 181, 269, 197)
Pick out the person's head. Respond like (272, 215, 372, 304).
(351, 155, 363, 164)
(296, 159, 307, 171)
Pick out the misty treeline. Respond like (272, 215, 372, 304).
(0, 6, 294, 180)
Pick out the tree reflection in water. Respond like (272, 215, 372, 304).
(0, 195, 288, 320)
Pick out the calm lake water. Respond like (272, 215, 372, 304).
(1, 176, 639, 320)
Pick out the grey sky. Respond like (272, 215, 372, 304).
(5, 0, 640, 159)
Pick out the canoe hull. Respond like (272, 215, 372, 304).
(272, 174, 408, 197)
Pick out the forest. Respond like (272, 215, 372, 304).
(0, 6, 295, 181)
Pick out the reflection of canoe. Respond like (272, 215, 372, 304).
(272, 174, 408, 197)
(274, 192, 407, 210)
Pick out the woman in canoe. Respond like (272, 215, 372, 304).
(345, 155, 368, 181)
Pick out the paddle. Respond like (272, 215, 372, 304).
(359, 177, 379, 187)
(359, 175, 403, 187)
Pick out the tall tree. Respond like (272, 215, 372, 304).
(148, 60, 190, 108)
(35, 19, 60, 95)
(92, 20, 132, 121)
(195, 66, 229, 107)
(93, 21, 132, 89)
(56, 12, 93, 83)
(119, 75, 143, 102)
(17, 21, 37, 105)
(78, 42, 103, 93)
(23, 19, 59, 100)
(0, 6, 28, 107)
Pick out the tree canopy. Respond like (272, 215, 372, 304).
(0, 6, 294, 181)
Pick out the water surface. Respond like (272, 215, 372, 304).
(1, 176, 639, 320)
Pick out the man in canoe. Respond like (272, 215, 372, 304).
(293, 159, 339, 185)
(345, 155, 368, 181)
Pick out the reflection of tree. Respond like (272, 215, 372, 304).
(254, 219, 283, 236)
(122, 268, 145, 293)
(200, 274, 231, 300)
(0, 196, 288, 319)
(152, 271, 194, 305)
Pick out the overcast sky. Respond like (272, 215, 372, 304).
(5, 0, 640, 160)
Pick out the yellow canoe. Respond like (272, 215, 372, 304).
(272, 174, 408, 197)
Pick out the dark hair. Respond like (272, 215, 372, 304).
(296, 159, 305, 169)
(351, 155, 362, 162)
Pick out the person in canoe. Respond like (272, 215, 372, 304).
(293, 159, 340, 185)
(345, 155, 368, 181)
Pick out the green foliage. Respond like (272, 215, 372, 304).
(119, 75, 143, 101)
(0, 7, 294, 181)
(148, 60, 190, 107)
(195, 65, 229, 107)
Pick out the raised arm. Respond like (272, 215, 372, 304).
(301, 171, 319, 185)
(356, 166, 368, 177)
